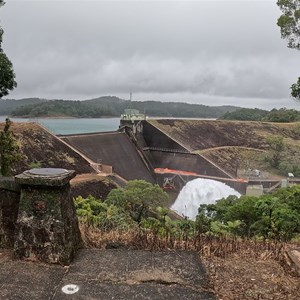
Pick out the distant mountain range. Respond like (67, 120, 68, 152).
(0, 96, 243, 118)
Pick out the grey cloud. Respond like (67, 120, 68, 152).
(1, 1, 300, 109)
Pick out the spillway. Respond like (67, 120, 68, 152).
(171, 178, 240, 220)
(61, 132, 154, 182)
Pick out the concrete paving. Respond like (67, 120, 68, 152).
(0, 249, 215, 300)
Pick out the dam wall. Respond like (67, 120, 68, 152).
(140, 121, 231, 179)
(61, 132, 155, 183)
(142, 121, 186, 151)
(148, 150, 230, 179)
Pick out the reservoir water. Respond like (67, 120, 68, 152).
(0, 116, 120, 135)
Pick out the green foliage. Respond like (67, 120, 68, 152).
(75, 180, 169, 231)
(264, 108, 300, 122)
(291, 77, 300, 100)
(29, 160, 42, 169)
(265, 136, 285, 168)
(74, 195, 133, 231)
(277, 0, 300, 100)
(0, 118, 22, 176)
(278, 160, 300, 177)
(195, 186, 300, 241)
(0, 52, 17, 98)
(277, 0, 300, 49)
(220, 107, 300, 122)
(0, 2, 17, 98)
(105, 180, 169, 223)
(220, 108, 268, 121)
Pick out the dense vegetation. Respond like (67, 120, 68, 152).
(75, 180, 300, 243)
(198, 185, 300, 241)
(0, 1, 17, 98)
(221, 108, 300, 122)
(2, 96, 240, 118)
(0, 119, 22, 175)
(0, 98, 45, 115)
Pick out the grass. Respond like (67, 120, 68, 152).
(79, 223, 300, 298)
(79, 222, 287, 257)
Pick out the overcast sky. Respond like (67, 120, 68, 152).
(1, 0, 299, 109)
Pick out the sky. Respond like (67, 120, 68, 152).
(1, 0, 300, 109)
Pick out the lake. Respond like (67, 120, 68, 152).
(0, 116, 120, 135)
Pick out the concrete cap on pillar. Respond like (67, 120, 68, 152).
(15, 168, 76, 186)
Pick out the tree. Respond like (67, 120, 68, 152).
(105, 180, 169, 224)
(0, 118, 22, 175)
(0, 0, 17, 98)
(264, 108, 300, 122)
(291, 77, 300, 99)
(265, 136, 285, 168)
(277, 0, 300, 49)
(277, 0, 300, 100)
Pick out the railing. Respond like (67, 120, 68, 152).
(143, 147, 191, 154)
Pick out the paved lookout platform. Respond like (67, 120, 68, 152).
(0, 249, 215, 299)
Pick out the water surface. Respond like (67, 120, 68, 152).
(0, 116, 120, 135)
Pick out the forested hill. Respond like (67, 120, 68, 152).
(0, 98, 47, 115)
(1, 96, 241, 118)
(220, 108, 300, 122)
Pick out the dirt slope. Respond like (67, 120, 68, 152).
(149, 120, 300, 151)
(1, 122, 94, 175)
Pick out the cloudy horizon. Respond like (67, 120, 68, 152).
(1, 0, 299, 109)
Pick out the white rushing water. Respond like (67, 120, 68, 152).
(171, 178, 241, 220)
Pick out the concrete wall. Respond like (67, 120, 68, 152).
(142, 121, 186, 151)
(149, 151, 230, 178)
(62, 132, 155, 183)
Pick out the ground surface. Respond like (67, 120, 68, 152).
(70, 173, 118, 200)
(203, 252, 300, 299)
(1, 247, 300, 299)
(0, 249, 214, 300)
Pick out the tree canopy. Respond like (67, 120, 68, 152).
(291, 77, 300, 99)
(277, 0, 300, 49)
(0, 0, 17, 98)
(219, 107, 300, 122)
(277, 0, 300, 100)
(0, 118, 22, 175)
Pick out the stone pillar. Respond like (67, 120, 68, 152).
(14, 168, 82, 265)
(0, 177, 20, 248)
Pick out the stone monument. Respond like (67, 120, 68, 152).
(14, 168, 82, 265)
